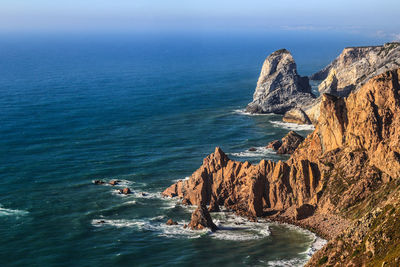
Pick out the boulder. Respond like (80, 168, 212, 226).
(109, 180, 119, 186)
(93, 180, 105, 185)
(166, 219, 178, 225)
(248, 147, 257, 152)
(118, 188, 131, 195)
(283, 107, 312, 124)
(188, 205, 218, 232)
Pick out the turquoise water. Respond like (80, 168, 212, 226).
(0, 32, 386, 266)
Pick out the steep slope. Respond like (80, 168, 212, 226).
(164, 69, 400, 265)
(246, 49, 315, 114)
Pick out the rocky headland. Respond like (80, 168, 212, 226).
(247, 43, 400, 126)
(164, 68, 400, 265)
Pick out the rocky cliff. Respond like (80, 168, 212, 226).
(311, 42, 400, 97)
(246, 49, 316, 114)
(164, 69, 400, 265)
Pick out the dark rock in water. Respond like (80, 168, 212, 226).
(267, 131, 304, 154)
(183, 224, 188, 229)
(295, 204, 315, 220)
(266, 140, 282, 151)
(109, 180, 119, 186)
(246, 49, 315, 114)
(97, 220, 106, 224)
(248, 147, 257, 152)
(188, 205, 218, 232)
(166, 219, 178, 225)
(121, 188, 131, 195)
(141, 192, 148, 197)
(94, 180, 105, 185)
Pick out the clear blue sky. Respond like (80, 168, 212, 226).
(1, 0, 399, 37)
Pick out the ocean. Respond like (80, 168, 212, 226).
(0, 31, 387, 266)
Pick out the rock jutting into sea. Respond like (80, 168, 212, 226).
(245, 49, 316, 114)
(164, 69, 400, 266)
(266, 130, 305, 154)
(247, 43, 400, 126)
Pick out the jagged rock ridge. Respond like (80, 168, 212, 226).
(311, 42, 400, 97)
(246, 49, 316, 114)
(164, 69, 400, 265)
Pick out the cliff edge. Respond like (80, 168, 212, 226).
(164, 69, 400, 266)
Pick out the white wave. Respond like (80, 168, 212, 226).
(305, 235, 328, 256)
(270, 121, 315, 131)
(172, 176, 190, 183)
(267, 258, 305, 267)
(0, 205, 29, 217)
(91, 218, 206, 238)
(122, 200, 137, 205)
(210, 212, 270, 241)
(230, 146, 276, 158)
(233, 109, 277, 116)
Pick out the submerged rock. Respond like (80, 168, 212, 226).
(188, 205, 218, 232)
(93, 180, 105, 185)
(248, 147, 257, 152)
(246, 49, 315, 114)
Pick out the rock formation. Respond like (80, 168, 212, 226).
(188, 205, 218, 232)
(282, 43, 400, 125)
(311, 42, 400, 97)
(266, 131, 305, 154)
(165, 69, 400, 265)
(166, 219, 178, 225)
(246, 49, 315, 114)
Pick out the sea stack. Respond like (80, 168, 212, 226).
(246, 49, 315, 114)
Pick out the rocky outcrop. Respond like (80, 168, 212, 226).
(188, 205, 218, 232)
(311, 42, 400, 97)
(165, 69, 400, 265)
(282, 107, 312, 124)
(267, 131, 305, 154)
(246, 49, 315, 114)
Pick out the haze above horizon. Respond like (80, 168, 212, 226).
(1, 0, 399, 40)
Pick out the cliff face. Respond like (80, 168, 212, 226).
(311, 42, 400, 97)
(164, 69, 400, 265)
(246, 49, 315, 114)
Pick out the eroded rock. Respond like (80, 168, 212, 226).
(188, 205, 218, 232)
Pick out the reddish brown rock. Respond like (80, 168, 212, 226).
(266, 140, 282, 150)
(166, 219, 178, 225)
(266, 131, 304, 154)
(119, 188, 131, 195)
(188, 205, 218, 232)
(164, 69, 400, 266)
(109, 180, 119, 186)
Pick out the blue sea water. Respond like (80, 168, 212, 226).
(0, 31, 387, 266)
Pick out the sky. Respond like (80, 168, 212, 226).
(1, 0, 399, 38)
